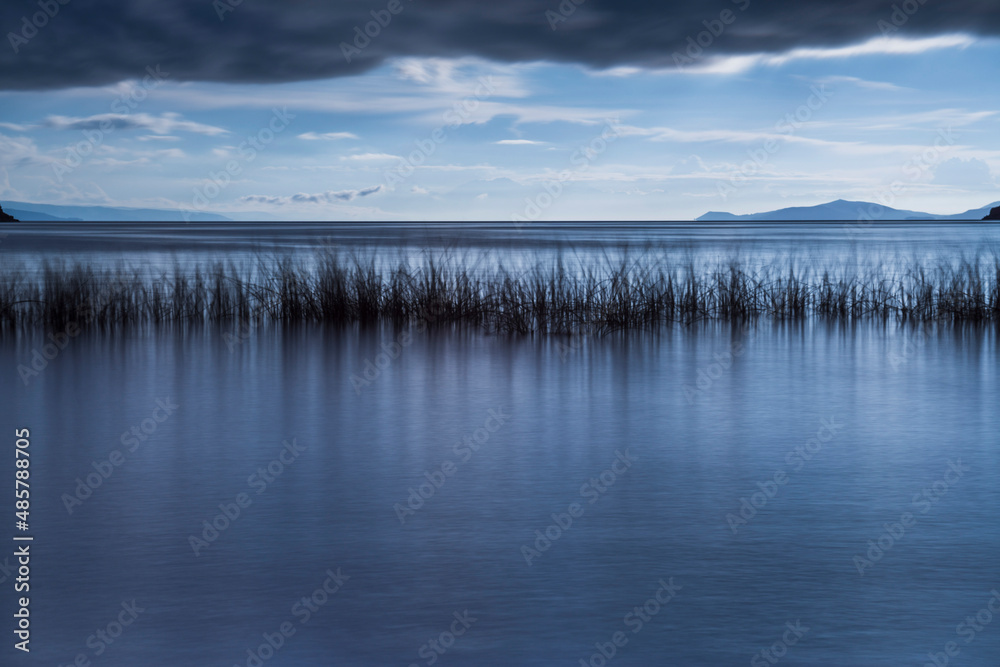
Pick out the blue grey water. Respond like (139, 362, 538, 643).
(1, 222, 999, 666)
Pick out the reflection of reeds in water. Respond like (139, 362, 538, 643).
(2, 248, 999, 332)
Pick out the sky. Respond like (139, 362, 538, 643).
(0, 0, 998, 221)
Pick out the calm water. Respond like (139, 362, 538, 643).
(3, 220, 1000, 275)
(1, 223, 999, 666)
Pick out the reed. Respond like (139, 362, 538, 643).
(1, 248, 998, 331)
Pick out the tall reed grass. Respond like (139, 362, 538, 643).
(1, 248, 998, 332)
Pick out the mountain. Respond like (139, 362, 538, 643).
(698, 199, 1000, 221)
(5, 207, 81, 221)
(2, 201, 231, 222)
(933, 202, 1000, 220)
(0, 204, 17, 222)
(985, 206, 1000, 221)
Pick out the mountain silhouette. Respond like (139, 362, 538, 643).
(699, 199, 1000, 221)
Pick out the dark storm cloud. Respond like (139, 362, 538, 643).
(1, 0, 996, 90)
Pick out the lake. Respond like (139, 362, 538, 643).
(1, 222, 999, 666)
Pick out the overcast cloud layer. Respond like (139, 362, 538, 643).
(2, 0, 998, 90)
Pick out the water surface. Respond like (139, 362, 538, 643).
(1, 223, 998, 666)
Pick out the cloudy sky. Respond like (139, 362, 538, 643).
(1, 0, 998, 220)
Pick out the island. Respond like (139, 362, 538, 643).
(984, 206, 1000, 221)
(0, 204, 18, 222)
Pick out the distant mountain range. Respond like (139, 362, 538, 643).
(698, 199, 1000, 221)
(4, 197, 998, 223)
(1, 201, 231, 222)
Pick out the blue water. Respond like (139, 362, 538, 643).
(1, 223, 999, 666)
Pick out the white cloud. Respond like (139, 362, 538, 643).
(392, 57, 530, 98)
(613, 122, 991, 160)
(298, 131, 359, 141)
(671, 155, 709, 175)
(817, 75, 906, 92)
(39, 181, 112, 205)
(441, 101, 627, 127)
(495, 139, 546, 145)
(765, 34, 975, 66)
(851, 109, 996, 131)
(395, 58, 460, 86)
(42, 112, 227, 136)
(586, 66, 643, 78)
(0, 133, 50, 167)
(664, 34, 977, 76)
(933, 157, 996, 188)
(341, 152, 400, 162)
(0, 167, 15, 197)
(87, 147, 186, 167)
(240, 185, 383, 205)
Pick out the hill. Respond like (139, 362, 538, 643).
(2, 201, 231, 222)
(698, 199, 1000, 221)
